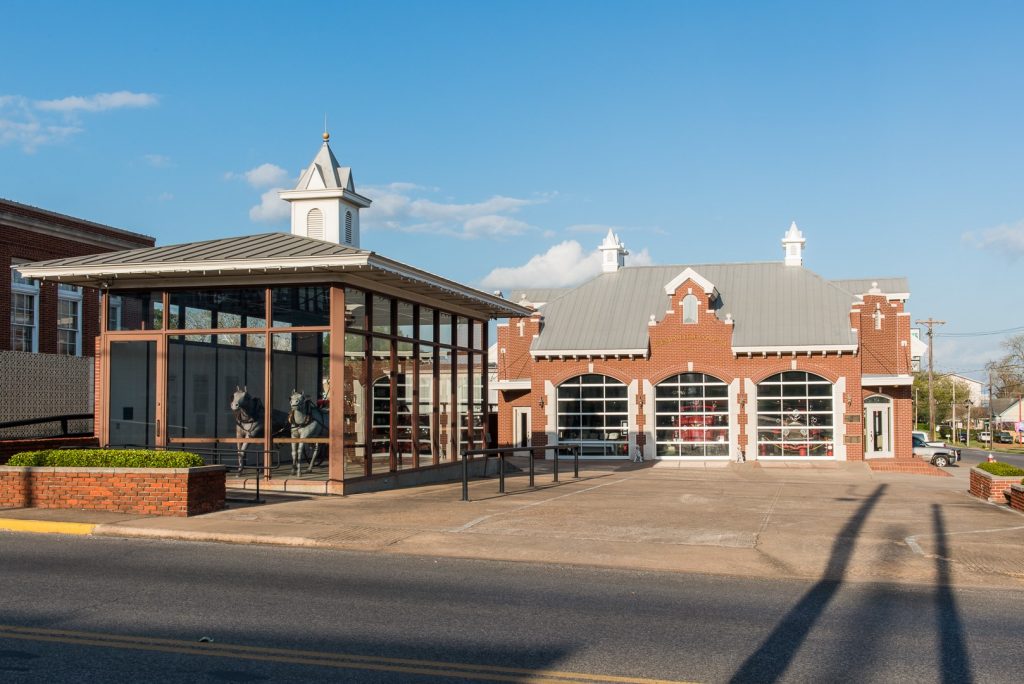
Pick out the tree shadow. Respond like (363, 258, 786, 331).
(931, 503, 973, 684)
(729, 484, 887, 684)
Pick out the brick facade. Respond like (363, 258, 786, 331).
(0, 465, 225, 516)
(498, 275, 914, 463)
(0, 199, 154, 356)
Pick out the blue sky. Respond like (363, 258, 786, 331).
(2, 1, 1022, 380)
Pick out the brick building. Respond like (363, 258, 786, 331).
(495, 224, 915, 462)
(1, 198, 154, 429)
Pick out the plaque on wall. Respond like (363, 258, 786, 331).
(844, 435, 862, 444)
(844, 414, 862, 424)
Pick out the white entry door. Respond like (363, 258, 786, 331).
(513, 407, 531, 450)
(864, 395, 893, 457)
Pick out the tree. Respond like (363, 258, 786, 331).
(913, 372, 973, 427)
(986, 333, 1024, 398)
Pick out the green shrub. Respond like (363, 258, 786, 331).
(7, 449, 204, 468)
(976, 461, 1024, 477)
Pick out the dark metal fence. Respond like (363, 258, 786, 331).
(0, 413, 93, 439)
(460, 445, 581, 501)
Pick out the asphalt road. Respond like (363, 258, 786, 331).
(958, 445, 1024, 469)
(2, 534, 1023, 683)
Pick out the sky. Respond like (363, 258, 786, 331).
(2, 0, 1022, 382)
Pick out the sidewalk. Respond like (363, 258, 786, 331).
(3, 461, 1023, 588)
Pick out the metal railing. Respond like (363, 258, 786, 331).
(460, 445, 581, 501)
(0, 413, 93, 438)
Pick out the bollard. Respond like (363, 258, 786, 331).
(529, 447, 535, 487)
(498, 451, 505, 494)
(462, 451, 470, 501)
(573, 446, 579, 479)
(553, 446, 560, 482)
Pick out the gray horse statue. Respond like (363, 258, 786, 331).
(230, 386, 264, 475)
(288, 389, 327, 475)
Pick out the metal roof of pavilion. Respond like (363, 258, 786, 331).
(530, 262, 890, 355)
(16, 231, 531, 320)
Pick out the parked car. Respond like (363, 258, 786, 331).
(912, 430, 945, 447)
(996, 431, 1014, 444)
(978, 431, 992, 442)
(912, 435, 961, 467)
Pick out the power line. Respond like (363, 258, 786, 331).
(935, 325, 1024, 338)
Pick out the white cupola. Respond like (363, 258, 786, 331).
(279, 132, 372, 247)
(599, 228, 629, 273)
(781, 221, 806, 267)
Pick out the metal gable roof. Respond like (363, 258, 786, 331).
(531, 263, 868, 354)
(831, 277, 910, 297)
(15, 232, 531, 320)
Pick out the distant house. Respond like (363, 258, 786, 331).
(947, 373, 984, 407)
(992, 398, 1024, 432)
(1, 198, 154, 429)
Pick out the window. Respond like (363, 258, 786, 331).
(556, 374, 629, 457)
(655, 373, 729, 456)
(345, 211, 353, 244)
(307, 208, 324, 240)
(10, 264, 38, 352)
(57, 284, 83, 355)
(756, 372, 834, 456)
(682, 294, 698, 324)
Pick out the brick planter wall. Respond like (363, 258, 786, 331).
(1010, 485, 1024, 513)
(0, 465, 225, 516)
(969, 468, 1023, 504)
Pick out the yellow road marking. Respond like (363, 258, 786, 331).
(0, 519, 95, 535)
(0, 624, 696, 683)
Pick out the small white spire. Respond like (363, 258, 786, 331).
(781, 221, 806, 266)
(599, 229, 628, 273)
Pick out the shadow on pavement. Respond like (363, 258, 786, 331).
(729, 484, 887, 684)
(932, 503, 973, 684)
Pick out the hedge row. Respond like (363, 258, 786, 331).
(977, 461, 1024, 478)
(7, 449, 204, 468)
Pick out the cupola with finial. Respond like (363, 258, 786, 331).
(781, 221, 806, 267)
(278, 130, 372, 246)
(599, 228, 629, 273)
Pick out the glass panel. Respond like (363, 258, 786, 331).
(110, 290, 162, 331)
(397, 301, 415, 340)
(272, 332, 330, 476)
(345, 288, 366, 330)
(438, 345, 453, 460)
(344, 333, 368, 478)
(456, 317, 470, 348)
(395, 370, 416, 470)
(418, 306, 434, 342)
(416, 345, 436, 465)
(473, 321, 484, 350)
(654, 373, 730, 457)
(371, 375, 393, 474)
(108, 341, 156, 446)
(11, 292, 36, 352)
(372, 295, 392, 336)
(439, 312, 452, 345)
(555, 374, 629, 457)
(756, 373, 834, 457)
(271, 286, 330, 327)
(168, 289, 265, 330)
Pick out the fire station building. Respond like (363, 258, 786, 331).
(495, 225, 914, 463)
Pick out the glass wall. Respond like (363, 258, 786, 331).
(756, 371, 834, 456)
(556, 374, 629, 457)
(654, 373, 729, 457)
(104, 284, 487, 480)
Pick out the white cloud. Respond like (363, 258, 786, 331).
(244, 163, 289, 189)
(144, 154, 171, 168)
(157, 192, 174, 202)
(0, 91, 156, 151)
(481, 240, 654, 291)
(963, 220, 1024, 257)
(249, 187, 290, 224)
(361, 182, 543, 239)
(35, 90, 158, 112)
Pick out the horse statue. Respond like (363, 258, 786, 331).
(230, 386, 264, 475)
(288, 389, 327, 475)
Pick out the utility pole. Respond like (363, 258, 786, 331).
(916, 318, 946, 441)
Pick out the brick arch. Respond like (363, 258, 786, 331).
(750, 365, 840, 386)
(651, 367, 735, 387)
(550, 369, 632, 389)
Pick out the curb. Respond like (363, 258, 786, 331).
(93, 524, 325, 548)
(0, 518, 96, 536)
